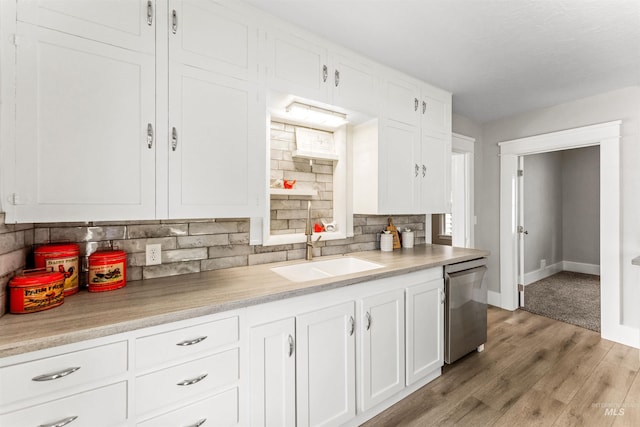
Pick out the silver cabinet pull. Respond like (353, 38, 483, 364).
(365, 312, 371, 331)
(32, 367, 80, 382)
(171, 127, 178, 151)
(414, 97, 419, 111)
(147, 123, 153, 149)
(171, 9, 178, 34)
(334, 69, 340, 87)
(441, 289, 446, 305)
(422, 164, 427, 178)
(185, 419, 207, 427)
(39, 416, 78, 427)
(288, 334, 294, 357)
(322, 65, 328, 82)
(146, 1, 153, 26)
(176, 336, 207, 346)
(177, 373, 208, 386)
(349, 316, 355, 336)
(414, 163, 419, 177)
(422, 100, 427, 114)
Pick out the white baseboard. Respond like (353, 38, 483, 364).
(563, 261, 600, 275)
(523, 262, 563, 285)
(523, 261, 600, 285)
(487, 290, 501, 307)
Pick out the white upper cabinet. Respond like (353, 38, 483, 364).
(167, 0, 263, 218)
(265, 30, 330, 102)
(16, 0, 154, 54)
(11, 16, 156, 222)
(264, 28, 380, 116)
(353, 71, 452, 215)
(5, 0, 264, 222)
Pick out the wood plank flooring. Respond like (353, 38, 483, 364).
(363, 306, 640, 427)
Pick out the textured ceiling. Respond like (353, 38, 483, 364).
(243, 0, 640, 123)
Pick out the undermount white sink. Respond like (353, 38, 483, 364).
(271, 257, 384, 283)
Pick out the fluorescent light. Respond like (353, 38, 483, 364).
(286, 102, 348, 127)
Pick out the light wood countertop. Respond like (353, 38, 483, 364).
(0, 245, 489, 358)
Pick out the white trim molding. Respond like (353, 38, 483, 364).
(498, 121, 636, 348)
(523, 261, 600, 285)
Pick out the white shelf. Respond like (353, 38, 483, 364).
(292, 150, 339, 161)
(270, 188, 318, 196)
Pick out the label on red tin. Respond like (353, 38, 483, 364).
(45, 256, 79, 293)
(89, 262, 124, 287)
(20, 281, 65, 312)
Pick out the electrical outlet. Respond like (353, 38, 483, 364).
(146, 244, 162, 266)
(540, 259, 546, 269)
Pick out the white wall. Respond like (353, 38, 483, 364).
(562, 146, 600, 265)
(476, 86, 640, 328)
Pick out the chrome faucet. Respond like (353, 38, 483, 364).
(305, 200, 321, 260)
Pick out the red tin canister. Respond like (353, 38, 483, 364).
(88, 250, 127, 292)
(34, 243, 80, 296)
(9, 269, 65, 314)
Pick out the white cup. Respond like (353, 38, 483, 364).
(402, 231, 414, 248)
(380, 233, 393, 252)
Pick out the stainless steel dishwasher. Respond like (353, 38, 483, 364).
(444, 258, 488, 364)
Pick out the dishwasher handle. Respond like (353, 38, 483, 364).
(445, 258, 487, 274)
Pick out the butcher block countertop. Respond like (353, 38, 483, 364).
(0, 244, 489, 358)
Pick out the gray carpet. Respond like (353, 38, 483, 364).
(523, 271, 600, 332)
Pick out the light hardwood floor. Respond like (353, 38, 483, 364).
(364, 306, 640, 427)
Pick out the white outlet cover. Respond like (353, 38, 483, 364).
(146, 244, 162, 266)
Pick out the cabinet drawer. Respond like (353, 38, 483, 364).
(136, 316, 239, 371)
(137, 387, 239, 427)
(0, 341, 127, 407)
(136, 348, 239, 416)
(0, 381, 127, 427)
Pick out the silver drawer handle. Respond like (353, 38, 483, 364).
(288, 334, 294, 357)
(177, 373, 208, 386)
(185, 419, 207, 427)
(171, 126, 178, 151)
(349, 316, 355, 336)
(322, 65, 328, 82)
(422, 164, 427, 178)
(32, 367, 80, 382)
(147, 123, 154, 149)
(171, 9, 178, 34)
(414, 97, 419, 111)
(176, 336, 207, 346)
(365, 312, 372, 331)
(39, 415, 78, 427)
(146, 1, 153, 26)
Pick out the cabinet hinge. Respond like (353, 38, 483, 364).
(517, 169, 523, 177)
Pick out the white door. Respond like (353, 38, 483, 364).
(379, 120, 420, 214)
(406, 279, 444, 385)
(420, 131, 451, 214)
(359, 289, 405, 411)
(249, 318, 296, 427)
(296, 302, 356, 427)
(13, 24, 156, 222)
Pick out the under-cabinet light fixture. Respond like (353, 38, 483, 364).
(286, 102, 348, 128)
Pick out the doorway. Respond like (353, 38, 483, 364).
(431, 133, 475, 248)
(499, 120, 632, 344)
(518, 147, 601, 331)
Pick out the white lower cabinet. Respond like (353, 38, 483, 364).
(296, 302, 356, 427)
(359, 289, 405, 412)
(406, 274, 445, 386)
(248, 267, 445, 427)
(0, 381, 128, 427)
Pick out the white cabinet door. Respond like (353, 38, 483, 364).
(420, 131, 451, 214)
(167, 63, 262, 218)
(331, 53, 380, 116)
(379, 120, 420, 214)
(420, 88, 451, 136)
(17, 0, 154, 54)
(266, 30, 330, 101)
(384, 76, 420, 128)
(406, 278, 444, 386)
(249, 318, 296, 427)
(169, 0, 257, 81)
(12, 24, 156, 222)
(359, 289, 405, 411)
(296, 302, 356, 427)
